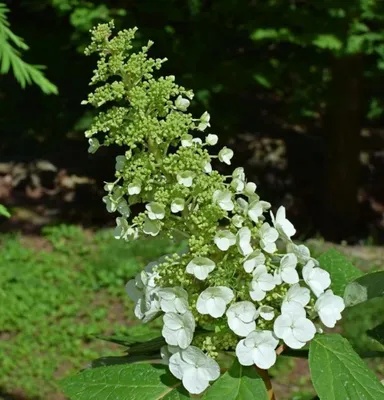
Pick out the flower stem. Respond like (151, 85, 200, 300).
(255, 366, 276, 400)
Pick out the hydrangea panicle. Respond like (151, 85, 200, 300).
(84, 22, 345, 395)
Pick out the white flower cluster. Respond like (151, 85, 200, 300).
(122, 120, 345, 393)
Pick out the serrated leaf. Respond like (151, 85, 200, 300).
(317, 250, 362, 296)
(344, 271, 384, 307)
(61, 363, 189, 400)
(309, 334, 384, 400)
(203, 360, 268, 400)
(367, 323, 384, 346)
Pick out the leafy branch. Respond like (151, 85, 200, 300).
(0, 3, 57, 94)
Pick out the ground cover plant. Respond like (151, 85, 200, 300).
(60, 22, 384, 399)
(0, 226, 182, 398)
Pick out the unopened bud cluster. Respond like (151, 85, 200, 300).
(84, 22, 345, 395)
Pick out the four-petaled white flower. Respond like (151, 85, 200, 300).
(218, 147, 234, 165)
(198, 111, 211, 131)
(274, 302, 316, 349)
(128, 179, 141, 195)
(206, 134, 218, 145)
(302, 260, 331, 297)
(214, 230, 236, 251)
(197, 286, 234, 318)
(236, 226, 253, 256)
(181, 134, 193, 147)
(162, 311, 195, 349)
(283, 283, 310, 307)
(171, 198, 185, 213)
(146, 202, 165, 220)
(213, 190, 234, 211)
(142, 217, 161, 236)
(169, 346, 220, 394)
(271, 206, 296, 241)
(236, 330, 279, 369)
(250, 265, 275, 301)
(258, 305, 275, 321)
(259, 223, 278, 253)
(88, 138, 100, 154)
(248, 200, 271, 223)
(177, 171, 194, 187)
(243, 250, 266, 273)
(278, 253, 299, 284)
(315, 290, 345, 328)
(226, 301, 258, 336)
(186, 257, 215, 280)
(175, 95, 190, 111)
(158, 287, 189, 314)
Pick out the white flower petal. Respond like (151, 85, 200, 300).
(171, 198, 185, 213)
(258, 306, 275, 321)
(236, 340, 254, 366)
(206, 134, 218, 145)
(236, 227, 253, 256)
(186, 257, 215, 280)
(214, 230, 236, 251)
(218, 147, 234, 165)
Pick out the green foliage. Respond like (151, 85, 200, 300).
(0, 204, 10, 217)
(317, 249, 362, 296)
(344, 271, 384, 307)
(61, 363, 188, 400)
(0, 226, 182, 397)
(342, 297, 384, 352)
(203, 360, 269, 400)
(368, 323, 384, 346)
(0, 3, 57, 93)
(309, 334, 384, 400)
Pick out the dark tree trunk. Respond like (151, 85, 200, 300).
(321, 53, 363, 241)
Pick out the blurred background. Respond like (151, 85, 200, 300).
(0, 1, 383, 399)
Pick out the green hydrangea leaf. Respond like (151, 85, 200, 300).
(309, 334, 384, 400)
(61, 363, 189, 399)
(317, 250, 362, 296)
(203, 360, 268, 400)
(344, 271, 384, 307)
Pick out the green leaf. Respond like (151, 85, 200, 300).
(84, 354, 161, 369)
(317, 250, 362, 296)
(0, 204, 11, 218)
(344, 271, 384, 307)
(96, 334, 166, 355)
(312, 34, 343, 50)
(367, 323, 384, 346)
(61, 363, 189, 400)
(203, 360, 268, 400)
(253, 74, 272, 89)
(309, 334, 384, 400)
